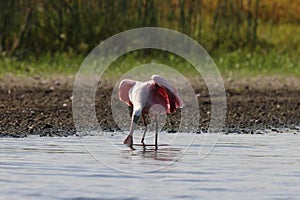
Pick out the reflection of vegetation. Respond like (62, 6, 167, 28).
(0, 0, 299, 77)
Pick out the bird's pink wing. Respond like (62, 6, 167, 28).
(119, 79, 136, 106)
(151, 75, 184, 112)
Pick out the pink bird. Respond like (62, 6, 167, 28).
(118, 75, 183, 150)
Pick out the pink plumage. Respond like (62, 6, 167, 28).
(118, 75, 183, 149)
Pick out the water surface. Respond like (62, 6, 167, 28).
(1, 132, 300, 199)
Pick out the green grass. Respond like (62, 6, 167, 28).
(0, 53, 84, 77)
(1, 23, 299, 79)
(1, 48, 299, 79)
(212, 48, 300, 78)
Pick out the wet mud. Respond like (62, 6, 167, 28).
(0, 76, 299, 137)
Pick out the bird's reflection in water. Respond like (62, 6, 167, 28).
(142, 147, 182, 161)
(122, 146, 182, 161)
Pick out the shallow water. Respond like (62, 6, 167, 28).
(1, 132, 300, 200)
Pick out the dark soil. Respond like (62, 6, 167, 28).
(0, 75, 299, 137)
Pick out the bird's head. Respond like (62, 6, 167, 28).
(132, 109, 142, 124)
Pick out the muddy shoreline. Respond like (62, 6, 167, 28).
(0, 75, 299, 137)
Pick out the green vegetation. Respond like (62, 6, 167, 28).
(0, 53, 83, 76)
(0, 0, 299, 78)
(1, 47, 298, 78)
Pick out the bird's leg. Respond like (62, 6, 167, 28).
(141, 115, 147, 146)
(155, 114, 158, 150)
(141, 126, 147, 145)
(123, 118, 135, 150)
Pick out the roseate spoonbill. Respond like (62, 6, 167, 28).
(118, 75, 183, 150)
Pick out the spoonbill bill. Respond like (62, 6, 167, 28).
(118, 75, 183, 150)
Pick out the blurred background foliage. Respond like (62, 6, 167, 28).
(0, 0, 299, 76)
